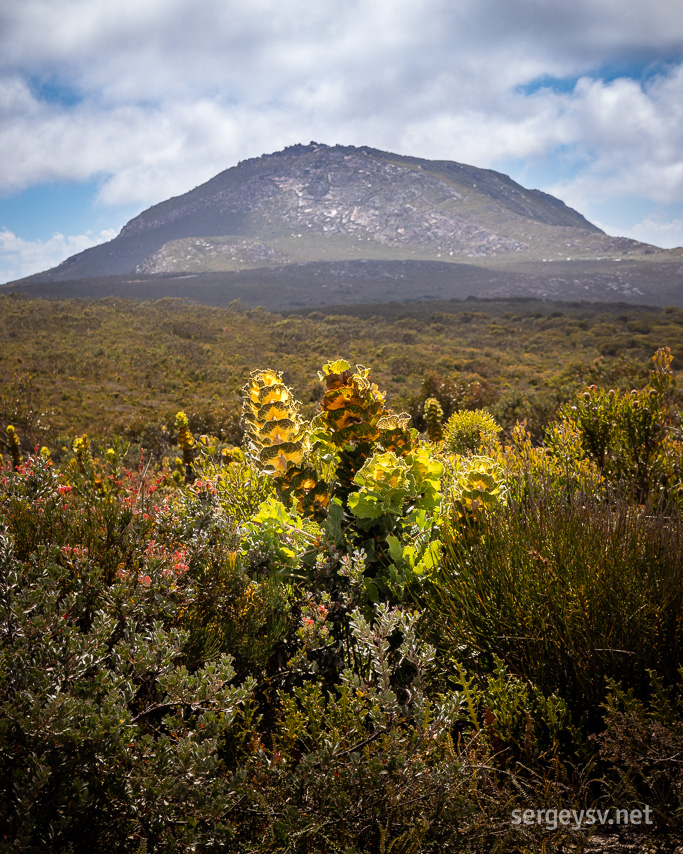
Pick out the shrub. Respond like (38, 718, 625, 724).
(427, 483, 683, 727)
(0, 455, 255, 851)
(557, 347, 676, 502)
(443, 408, 501, 455)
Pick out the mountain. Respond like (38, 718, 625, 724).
(8, 143, 683, 307)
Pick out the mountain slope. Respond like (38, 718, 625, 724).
(19, 142, 664, 284)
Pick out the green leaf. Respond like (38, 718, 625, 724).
(386, 534, 403, 564)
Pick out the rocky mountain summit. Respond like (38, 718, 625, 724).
(21, 143, 663, 280)
(10, 143, 683, 307)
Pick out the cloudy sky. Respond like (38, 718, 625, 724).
(1, 0, 683, 283)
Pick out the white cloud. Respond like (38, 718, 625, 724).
(0, 0, 683, 238)
(612, 218, 683, 249)
(0, 227, 117, 284)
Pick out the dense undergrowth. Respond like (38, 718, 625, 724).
(2, 294, 683, 455)
(1, 337, 683, 852)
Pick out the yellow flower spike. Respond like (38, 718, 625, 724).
(6, 425, 23, 469)
(174, 411, 195, 482)
(423, 397, 444, 443)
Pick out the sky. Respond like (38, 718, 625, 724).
(1, 0, 683, 284)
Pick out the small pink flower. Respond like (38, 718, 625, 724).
(138, 575, 152, 587)
(58, 485, 72, 495)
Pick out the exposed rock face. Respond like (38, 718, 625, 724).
(26, 141, 656, 283)
(135, 237, 290, 274)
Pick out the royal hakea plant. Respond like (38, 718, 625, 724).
(248, 362, 420, 512)
(240, 360, 447, 599)
(240, 369, 324, 516)
(311, 360, 417, 504)
(242, 371, 307, 470)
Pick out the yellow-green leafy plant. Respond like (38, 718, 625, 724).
(310, 360, 419, 509)
(241, 369, 327, 515)
(423, 397, 444, 442)
(450, 455, 507, 523)
(556, 347, 676, 502)
(444, 409, 501, 455)
(239, 496, 321, 580)
(242, 370, 307, 473)
(342, 445, 445, 599)
(314, 360, 388, 446)
(240, 360, 442, 602)
(347, 451, 413, 522)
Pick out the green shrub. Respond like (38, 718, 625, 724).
(426, 484, 683, 727)
(557, 347, 676, 502)
(0, 457, 255, 851)
(2, 344, 683, 849)
(443, 408, 501, 455)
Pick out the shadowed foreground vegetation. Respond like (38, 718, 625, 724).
(1, 296, 683, 852)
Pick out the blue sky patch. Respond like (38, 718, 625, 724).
(517, 56, 681, 96)
(0, 180, 141, 241)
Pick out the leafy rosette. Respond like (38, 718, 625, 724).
(347, 451, 413, 522)
(348, 447, 445, 592)
(404, 447, 444, 514)
(451, 455, 507, 519)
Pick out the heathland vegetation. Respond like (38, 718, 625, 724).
(1, 294, 683, 851)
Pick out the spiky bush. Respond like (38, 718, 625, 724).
(443, 408, 501, 455)
(428, 483, 683, 725)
